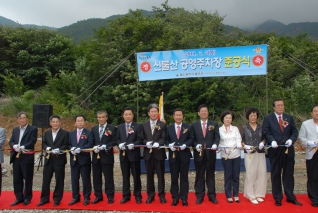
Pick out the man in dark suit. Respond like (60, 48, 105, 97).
(37, 114, 69, 207)
(166, 108, 194, 206)
(262, 98, 300, 206)
(68, 115, 93, 206)
(91, 110, 117, 204)
(9, 112, 38, 206)
(192, 104, 220, 204)
(117, 107, 143, 204)
(142, 103, 167, 204)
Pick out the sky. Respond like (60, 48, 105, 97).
(1, 0, 317, 29)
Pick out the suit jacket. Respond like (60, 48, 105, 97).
(91, 123, 117, 164)
(0, 128, 6, 164)
(69, 128, 93, 166)
(262, 113, 298, 158)
(299, 119, 318, 160)
(9, 125, 38, 164)
(142, 120, 167, 161)
(166, 123, 193, 163)
(192, 120, 220, 162)
(42, 128, 69, 166)
(116, 122, 143, 162)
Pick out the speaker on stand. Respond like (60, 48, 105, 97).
(32, 104, 53, 170)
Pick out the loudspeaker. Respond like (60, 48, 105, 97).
(32, 104, 53, 128)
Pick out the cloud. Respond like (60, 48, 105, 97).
(0, 0, 317, 28)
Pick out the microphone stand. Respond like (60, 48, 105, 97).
(34, 128, 45, 171)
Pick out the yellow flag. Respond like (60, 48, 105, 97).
(158, 92, 165, 123)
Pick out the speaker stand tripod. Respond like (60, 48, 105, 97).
(34, 128, 45, 171)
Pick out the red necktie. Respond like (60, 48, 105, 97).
(202, 122, 206, 137)
(278, 116, 284, 132)
(177, 125, 180, 139)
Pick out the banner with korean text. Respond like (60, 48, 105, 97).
(136, 44, 267, 81)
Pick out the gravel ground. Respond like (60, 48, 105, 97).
(1, 151, 308, 212)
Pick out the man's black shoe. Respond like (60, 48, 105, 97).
(108, 199, 114, 204)
(68, 198, 80, 206)
(91, 197, 103, 204)
(312, 201, 318, 207)
(36, 201, 48, 206)
(146, 197, 154, 204)
(83, 198, 90, 206)
(182, 200, 188, 206)
(10, 199, 23, 206)
(286, 199, 302, 206)
(120, 197, 130, 204)
(275, 201, 282, 206)
(171, 199, 179, 206)
(159, 196, 166, 204)
(196, 198, 203, 204)
(23, 200, 30, 206)
(209, 198, 218, 204)
(53, 201, 60, 206)
(136, 198, 142, 204)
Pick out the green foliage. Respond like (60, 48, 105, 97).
(0, 25, 76, 90)
(0, 72, 28, 96)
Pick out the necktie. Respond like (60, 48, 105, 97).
(126, 124, 130, 137)
(99, 126, 104, 140)
(278, 116, 284, 132)
(151, 121, 155, 135)
(177, 125, 180, 139)
(202, 122, 206, 137)
(77, 130, 81, 143)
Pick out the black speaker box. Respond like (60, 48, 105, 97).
(32, 104, 53, 128)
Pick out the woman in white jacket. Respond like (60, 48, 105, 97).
(219, 110, 242, 203)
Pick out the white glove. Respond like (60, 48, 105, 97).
(180, 144, 186, 150)
(46, 147, 51, 152)
(98, 144, 106, 150)
(285, 139, 292, 147)
(169, 142, 176, 151)
(127, 143, 134, 150)
(271, 141, 278, 148)
(13, 145, 19, 152)
(152, 142, 159, 148)
(52, 148, 59, 154)
(119, 143, 126, 150)
(244, 145, 251, 150)
(18, 146, 25, 152)
(236, 142, 242, 149)
(94, 148, 99, 153)
(93, 146, 98, 150)
(70, 147, 76, 155)
(259, 142, 265, 150)
(307, 141, 317, 148)
(211, 144, 217, 150)
(196, 144, 202, 152)
(75, 148, 81, 153)
(146, 141, 153, 149)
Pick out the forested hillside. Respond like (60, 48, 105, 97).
(0, 2, 317, 127)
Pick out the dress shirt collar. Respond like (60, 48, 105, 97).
(19, 124, 28, 130)
(200, 120, 208, 125)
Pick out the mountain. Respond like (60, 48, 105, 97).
(0, 15, 56, 30)
(57, 16, 121, 43)
(255, 19, 318, 40)
(1, 14, 318, 41)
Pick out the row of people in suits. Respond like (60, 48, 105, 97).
(8, 100, 318, 208)
(8, 104, 219, 207)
